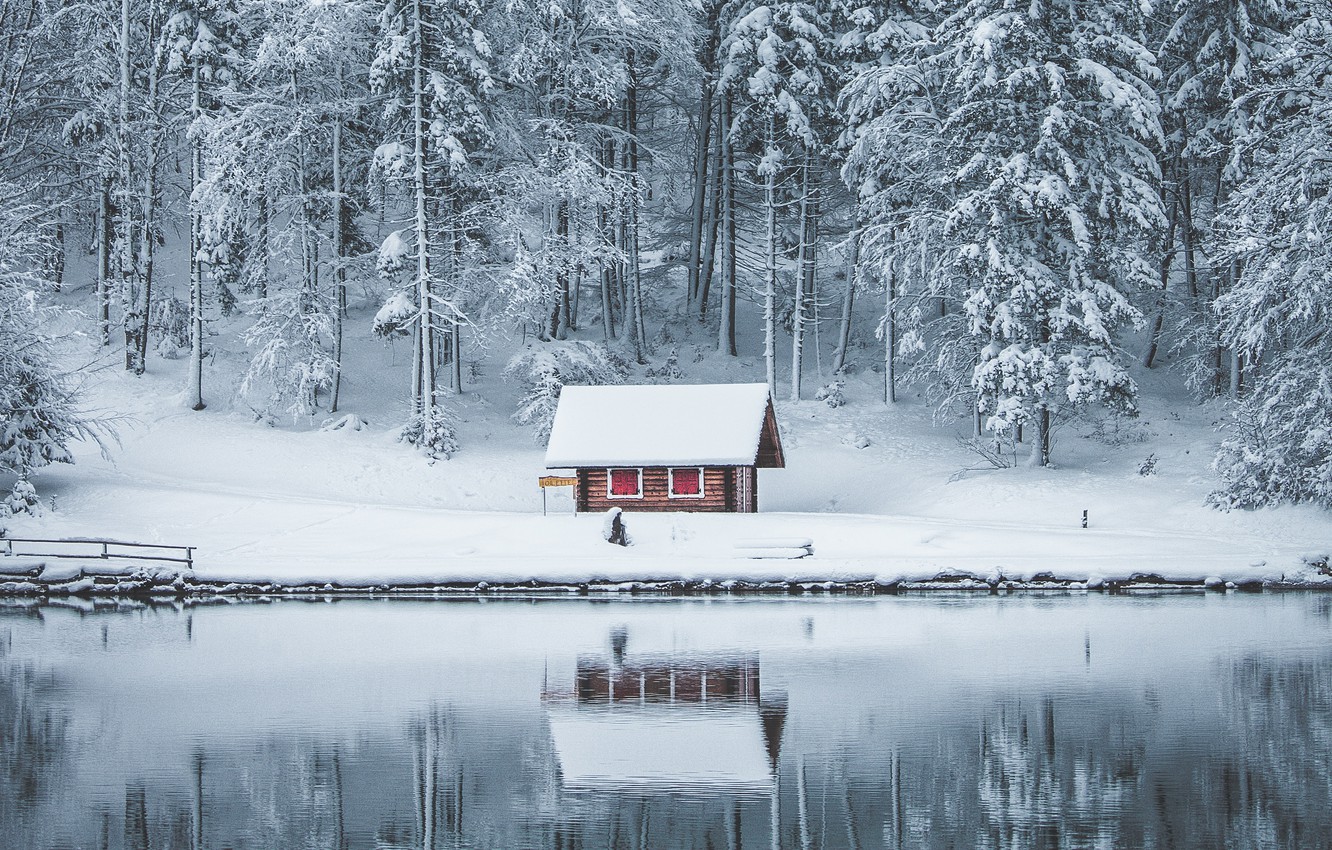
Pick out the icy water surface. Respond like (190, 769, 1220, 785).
(2, 594, 1331, 850)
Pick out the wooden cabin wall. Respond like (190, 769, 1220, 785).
(576, 467, 756, 513)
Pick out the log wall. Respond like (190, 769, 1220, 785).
(576, 467, 757, 513)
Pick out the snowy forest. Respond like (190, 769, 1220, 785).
(2, 0, 1331, 512)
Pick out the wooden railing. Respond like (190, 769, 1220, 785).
(1, 537, 194, 570)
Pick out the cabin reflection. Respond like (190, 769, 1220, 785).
(572, 652, 762, 706)
(545, 647, 787, 797)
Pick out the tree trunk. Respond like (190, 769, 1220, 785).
(1027, 406, 1050, 468)
(557, 200, 571, 340)
(884, 229, 896, 405)
(411, 0, 436, 418)
(97, 178, 112, 346)
(762, 119, 778, 396)
(1211, 271, 1224, 396)
(1143, 154, 1180, 369)
(685, 70, 714, 314)
(256, 181, 270, 299)
(699, 105, 722, 322)
(187, 59, 205, 408)
(331, 112, 345, 412)
(598, 205, 614, 341)
(831, 209, 859, 374)
(624, 50, 646, 362)
(135, 52, 160, 376)
(48, 219, 64, 291)
(717, 94, 736, 355)
(790, 156, 812, 401)
(569, 210, 581, 331)
(118, 0, 136, 372)
(449, 193, 464, 393)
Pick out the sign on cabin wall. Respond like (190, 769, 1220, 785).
(539, 476, 578, 488)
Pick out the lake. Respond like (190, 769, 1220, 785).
(2, 593, 1329, 849)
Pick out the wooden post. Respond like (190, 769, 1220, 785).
(1081, 510, 1088, 529)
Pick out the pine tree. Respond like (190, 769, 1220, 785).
(723, 0, 837, 398)
(1153, 0, 1297, 393)
(199, 0, 373, 419)
(934, 0, 1164, 465)
(0, 188, 100, 501)
(371, 0, 493, 457)
(163, 0, 242, 408)
(837, 0, 937, 402)
(1211, 1, 1332, 509)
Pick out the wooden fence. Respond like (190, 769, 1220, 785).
(1, 537, 194, 570)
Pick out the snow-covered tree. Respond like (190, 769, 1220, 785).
(164, 0, 242, 409)
(0, 189, 101, 505)
(933, 0, 1164, 465)
(371, 0, 494, 457)
(1153, 0, 1296, 392)
(199, 0, 374, 419)
(1210, 2, 1332, 509)
(723, 0, 838, 398)
(502, 341, 627, 444)
(492, 0, 698, 358)
(838, 0, 938, 404)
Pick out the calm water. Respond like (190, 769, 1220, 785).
(2, 594, 1330, 850)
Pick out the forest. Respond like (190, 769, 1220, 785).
(1, 0, 1330, 512)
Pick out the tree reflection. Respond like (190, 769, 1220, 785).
(1218, 653, 1332, 848)
(974, 698, 1139, 850)
(0, 661, 69, 841)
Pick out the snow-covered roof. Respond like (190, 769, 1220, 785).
(547, 706, 773, 791)
(544, 383, 780, 468)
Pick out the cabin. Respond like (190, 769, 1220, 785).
(543, 383, 785, 513)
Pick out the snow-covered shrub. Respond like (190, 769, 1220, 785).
(151, 294, 190, 358)
(321, 414, 370, 433)
(238, 290, 337, 420)
(372, 291, 416, 340)
(815, 380, 845, 408)
(400, 410, 458, 460)
(646, 348, 683, 381)
(376, 230, 411, 276)
(4, 479, 43, 517)
(952, 436, 1018, 480)
(1086, 412, 1150, 446)
(503, 342, 627, 445)
(0, 353, 78, 478)
(602, 507, 631, 546)
(1138, 454, 1158, 477)
(1210, 355, 1332, 510)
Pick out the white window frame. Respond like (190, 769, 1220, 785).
(668, 467, 706, 500)
(606, 468, 644, 500)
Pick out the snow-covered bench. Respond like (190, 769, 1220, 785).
(733, 538, 814, 559)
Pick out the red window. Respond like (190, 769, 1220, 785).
(609, 468, 641, 497)
(670, 468, 703, 497)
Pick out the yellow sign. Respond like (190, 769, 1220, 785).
(539, 476, 577, 488)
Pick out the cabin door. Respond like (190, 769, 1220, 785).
(736, 467, 752, 513)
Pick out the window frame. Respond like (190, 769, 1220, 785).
(606, 467, 644, 500)
(667, 466, 707, 500)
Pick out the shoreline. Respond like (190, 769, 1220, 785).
(2, 559, 1328, 599)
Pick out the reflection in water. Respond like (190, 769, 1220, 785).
(0, 659, 69, 844)
(1, 596, 1331, 849)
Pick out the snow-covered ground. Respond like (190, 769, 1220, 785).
(5, 282, 1332, 589)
